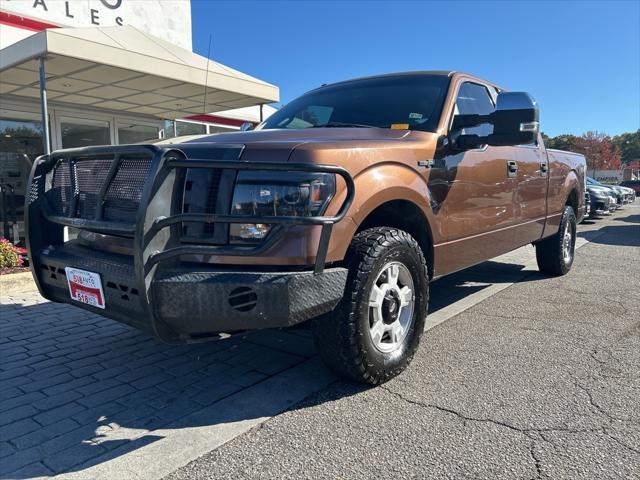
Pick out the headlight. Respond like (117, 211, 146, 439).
(230, 170, 336, 244)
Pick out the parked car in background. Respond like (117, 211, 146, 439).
(619, 180, 640, 196)
(618, 184, 636, 203)
(587, 177, 622, 209)
(583, 191, 591, 220)
(608, 183, 634, 204)
(586, 183, 615, 216)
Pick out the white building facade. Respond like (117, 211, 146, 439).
(0, 0, 278, 244)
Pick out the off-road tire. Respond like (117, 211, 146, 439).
(312, 227, 429, 384)
(536, 205, 577, 276)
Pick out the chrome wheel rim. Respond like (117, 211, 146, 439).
(368, 262, 415, 353)
(562, 221, 574, 264)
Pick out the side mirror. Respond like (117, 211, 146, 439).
(451, 92, 539, 150)
(240, 122, 254, 131)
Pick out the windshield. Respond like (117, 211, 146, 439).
(587, 177, 604, 186)
(260, 74, 451, 132)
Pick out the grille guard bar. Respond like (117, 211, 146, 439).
(27, 144, 355, 339)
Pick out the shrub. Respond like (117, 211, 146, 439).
(0, 237, 23, 269)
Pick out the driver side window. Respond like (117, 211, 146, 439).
(455, 82, 494, 137)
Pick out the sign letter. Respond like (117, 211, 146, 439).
(64, 1, 74, 18)
(90, 8, 100, 25)
(32, 0, 48, 11)
(100, 0, 123, 9)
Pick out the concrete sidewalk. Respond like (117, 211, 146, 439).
(167, 208, 640, 479)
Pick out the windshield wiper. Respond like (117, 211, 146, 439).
(310, 122, 376, 129)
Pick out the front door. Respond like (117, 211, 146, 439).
(438, 81, 521, 274)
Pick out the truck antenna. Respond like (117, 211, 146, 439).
(203, 33, 213, 114)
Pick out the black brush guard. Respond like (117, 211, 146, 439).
(26, 144, 355, 342)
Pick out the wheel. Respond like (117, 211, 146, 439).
(536, 205, 576, 276)
(312, 227, 429, 384)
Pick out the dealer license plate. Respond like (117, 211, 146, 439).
(65, 267, 106, 309)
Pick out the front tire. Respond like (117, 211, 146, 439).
(312, 227, 429, 384)
(536, 205, 576, 276)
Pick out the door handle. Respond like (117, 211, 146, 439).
(507, 160, 518, 178)
(540, 162, 548, 176)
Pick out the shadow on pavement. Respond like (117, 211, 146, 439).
(429, 260, 545, 314)
(577, 223, 640, 247)
(613, 213, 640, 224)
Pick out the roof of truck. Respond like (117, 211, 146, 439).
(313, 70, 507, 92)
(314, 70, 455, 89)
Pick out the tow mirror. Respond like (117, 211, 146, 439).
(451, 92, 539, 150)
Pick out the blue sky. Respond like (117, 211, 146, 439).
(191, 0, 639, 137)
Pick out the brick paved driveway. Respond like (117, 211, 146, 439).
(0, 288, 315, 478)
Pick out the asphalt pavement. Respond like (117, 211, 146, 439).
(166, 205, 640, 480)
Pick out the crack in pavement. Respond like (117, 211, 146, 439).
(379, 385, 605, 436)
(568, 372, 640, 427)
(528, 440, 544, 480)
(379, 384, 640, 477)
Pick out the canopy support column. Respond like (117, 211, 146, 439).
(38, 57, 51, 155)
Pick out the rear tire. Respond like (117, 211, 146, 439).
(312, 227, 429, 385)
(536, 205, 576, 276)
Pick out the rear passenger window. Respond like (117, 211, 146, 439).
(455, 82, 494, 137)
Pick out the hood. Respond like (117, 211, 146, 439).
(587, 185, 615, 196)
(157, 127, 429, 164)
(165, 128, 411, 147)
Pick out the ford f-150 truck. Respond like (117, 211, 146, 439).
(26, 71, 586, 384)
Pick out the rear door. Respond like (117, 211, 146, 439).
(512, 135, 549, 245)
(439, 80, 520, 274)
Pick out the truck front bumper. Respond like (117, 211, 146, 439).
(35, 242, 348, 342)
(26, 144, 354, 343)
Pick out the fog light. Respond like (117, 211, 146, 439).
(230, 223, 271, 243)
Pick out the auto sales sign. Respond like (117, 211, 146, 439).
(0, 0, 192, 50)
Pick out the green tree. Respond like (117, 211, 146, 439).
(542, 133, 579, 151)
(611, 129, 640, 165)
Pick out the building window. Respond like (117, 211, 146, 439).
(60, 118, 111, 149)
(118, 123, 159, 144)
(208, 125, 237, 134)
(175, 121, 207, 137)
(0, 116, 43, 245)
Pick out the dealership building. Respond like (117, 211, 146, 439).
(0, 0, 279, 245)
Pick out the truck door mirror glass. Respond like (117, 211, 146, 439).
(489, 92, 539, 146)
(451, 91, 539, 150)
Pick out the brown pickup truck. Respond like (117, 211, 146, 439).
(26, 71, 586, 384)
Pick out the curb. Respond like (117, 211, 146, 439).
(0, 270, 36, 294)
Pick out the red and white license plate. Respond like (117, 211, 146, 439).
(65, 267, 105, 309)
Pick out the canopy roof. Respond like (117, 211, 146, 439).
(0, 25, 279, 119)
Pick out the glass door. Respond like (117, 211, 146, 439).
(116, 120, 160, 144)
(59, 117, 111, 149)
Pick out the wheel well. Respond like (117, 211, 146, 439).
(566, 188, 579, 213)
(357, 200, 434, 278)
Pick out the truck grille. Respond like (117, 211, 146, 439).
(45, 154, 152, 226)
(181, 168, 224, 240)
(104, 158, 154, 222)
